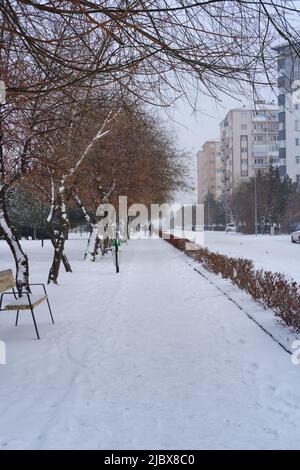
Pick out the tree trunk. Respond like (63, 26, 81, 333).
(47, 179, 72, 274)
(48, 231, 68, 283)
(48, 179, 71, 284)
(0, 188, 30, 294)
(71, 190, 98, 261)
(85, 223, 99, 261)
(48, 226, 72, 273)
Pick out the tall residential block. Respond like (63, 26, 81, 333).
(220, 102, 279, 196)
(197, 140, 222, 203)
(274, 43, 300, 184)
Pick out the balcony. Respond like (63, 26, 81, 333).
(252, 144, 279, 158)
(252, 115, 267, 121)
(253, 162, 268, 169)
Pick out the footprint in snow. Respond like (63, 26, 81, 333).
(251, 362, 259, 370)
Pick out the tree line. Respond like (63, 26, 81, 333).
(203, 168, 299, 233)
(1, 1, 300, 293)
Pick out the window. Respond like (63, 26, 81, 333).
(296, 104, 300, 111)
(241, 146, 248, 153)
(296, 175, 300, 184)
(279, 122, 285, 131)
(296, 138, 300, 146)
(253, 123, 263, 130)
(241, 124, 247, 130)
(296, 156, 300, 164)
(268, 123, 278, 132)
(241, 111, 248, 120)
(295, 120, 299, 131)
(241, 159, 248, 165)
(254, 135, 264, 142)
(241, 170, 248, 177)
(253, 111, 265, 118)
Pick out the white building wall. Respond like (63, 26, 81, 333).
(285, 93, 300, 184)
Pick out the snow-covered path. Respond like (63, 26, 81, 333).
(1, 238, 300, 449)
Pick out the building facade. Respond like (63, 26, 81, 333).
(275, 43, 300, 184)
(220, 102, 279, 197)
(197, 140, 222, 204)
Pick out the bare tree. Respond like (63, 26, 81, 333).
(2, 1, 299, 103)
(73, 103, 189, 259)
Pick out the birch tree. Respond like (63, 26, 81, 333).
(44, 108, 119, 283)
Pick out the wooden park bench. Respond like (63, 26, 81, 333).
(0, 269, 54, 339)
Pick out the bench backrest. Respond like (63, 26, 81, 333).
(0, 269, 15, 293)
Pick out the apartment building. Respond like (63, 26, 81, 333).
(274, 43, 300, 184)
(220, 102, 279, 196)
(197, 140, 222, 204)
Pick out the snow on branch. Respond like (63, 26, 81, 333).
(47, 179, 55, 224)
(72, 191, 91, 225)
(102, 179, 116, 203)
(67, 108, 121, 180)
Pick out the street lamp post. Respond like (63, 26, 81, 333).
(254, 170, 258, 236)
(41, 202, 44, 247)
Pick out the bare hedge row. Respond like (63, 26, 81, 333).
(165, 234, 300, 332)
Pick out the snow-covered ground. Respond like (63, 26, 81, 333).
(171, 230, 300, 283)
(0, 237, 300, 449)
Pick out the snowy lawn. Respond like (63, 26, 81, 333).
(171, 230, 300, 283)
(0, 237, 300, 449)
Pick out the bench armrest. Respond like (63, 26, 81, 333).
(28, 283, 48, 296)
(0, 291, 18, 311)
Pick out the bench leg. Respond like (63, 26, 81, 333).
(30, 308, 40, 340)
(46, 298, 55, 324)
(15, 310, 19, 326)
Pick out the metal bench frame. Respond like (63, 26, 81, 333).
(0, 271, 54, 339)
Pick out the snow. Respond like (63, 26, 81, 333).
(0, 237, 300, 449)
(171, 230, 300, 283)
